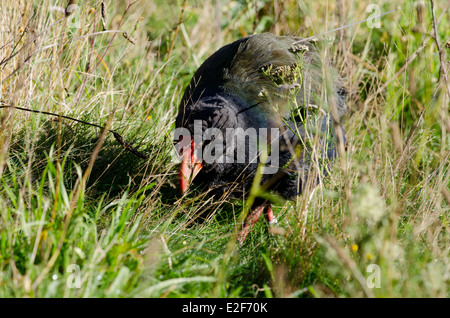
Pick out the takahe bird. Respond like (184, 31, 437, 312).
(174, 33, 347, 243)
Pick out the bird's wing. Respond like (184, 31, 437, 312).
(222, 33, 328, 126)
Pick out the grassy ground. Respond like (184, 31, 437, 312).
(0, 0, 448, 297)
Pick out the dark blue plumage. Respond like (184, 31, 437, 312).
(175, 33, 347, 200)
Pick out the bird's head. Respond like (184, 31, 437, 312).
(174, 95, 242, 195)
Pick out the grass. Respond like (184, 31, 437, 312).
(0, 0, 448, 298)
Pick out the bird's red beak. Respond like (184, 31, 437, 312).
(179, 137, 203, 194)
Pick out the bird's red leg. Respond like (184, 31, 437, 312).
(237, 205, 264, 244)
(237, 204, 276, 244)
(266, 204, 277, 225)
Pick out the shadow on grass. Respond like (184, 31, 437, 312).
(8, 121, 160, 199)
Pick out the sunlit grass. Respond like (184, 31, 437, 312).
(0, 0, 448, 297)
